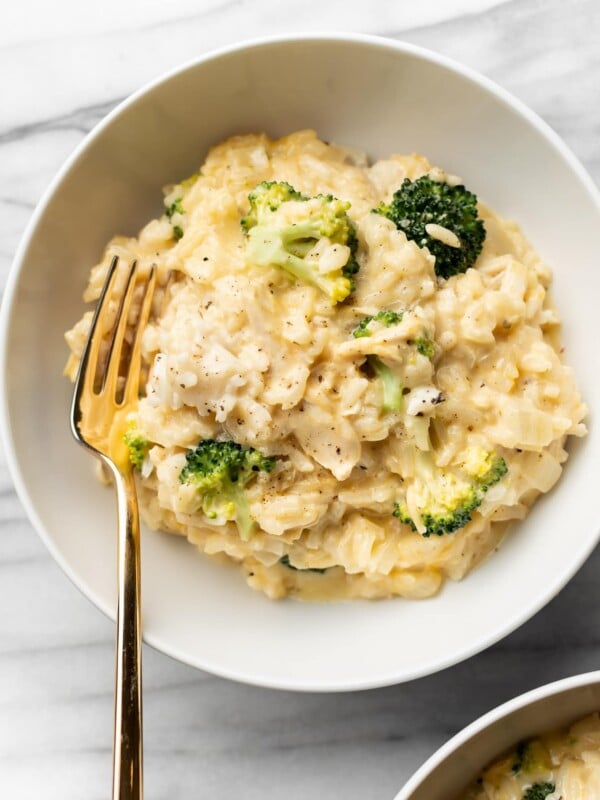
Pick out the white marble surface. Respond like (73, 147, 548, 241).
(1, 1, 599, 797)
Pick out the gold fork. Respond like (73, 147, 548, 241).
(70, 255, 156, 800)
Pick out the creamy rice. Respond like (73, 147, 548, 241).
(65, 130, 586, 600)
(462, 713, 600, 799)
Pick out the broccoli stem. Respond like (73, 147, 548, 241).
(233, 492, 256, 542)
(368, 356, 403, 412)
(247, 226, 351, 302)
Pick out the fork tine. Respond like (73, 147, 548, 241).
(121, 266, 156, 407)
(100, 260, 139, 399)
(70, 254, 120, 439)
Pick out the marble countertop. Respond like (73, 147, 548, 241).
(1, 1, 599, 797)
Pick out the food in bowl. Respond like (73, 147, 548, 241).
(462, 712, 600, 799)
(64, 129, 586, 600)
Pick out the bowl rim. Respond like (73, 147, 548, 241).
(1, 32, 599, 692)
(393, 670, 600, 799)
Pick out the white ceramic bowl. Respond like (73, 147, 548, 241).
(394, 671, 600, 799)
(2, 34, 599, 692)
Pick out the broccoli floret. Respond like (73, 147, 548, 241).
(165, 197, 185, 240)
(353, 311, 403, 412)
(463, 447, 508, 490)
(353, 314, 435, 411)
(242, 181, 359, 303)
(415, 334, 435, 360)
(241, 181, 304, 232)
(166, 198, 184, 219)
(512, 740, 551, 776)
(353, 310, 403, 338)
(512, 741, 527, 774)
(394, 447, 507, 536)
(480, 457, 508, 489)
(394, 475, 479, 537)
(179, 439, 276, 540)
(522, 783, 555, 800)
(123, 430, 150, 470)
(376, 175, 485, 279)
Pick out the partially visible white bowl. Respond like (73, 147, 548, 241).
(1, 34, 599, 692)
(394, 671, 600, 799)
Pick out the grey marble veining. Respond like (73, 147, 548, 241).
(1, 0, 599, 797)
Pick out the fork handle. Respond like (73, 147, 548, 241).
(112, 467, 143, 800)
